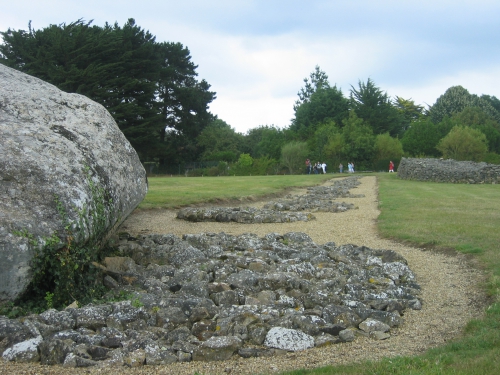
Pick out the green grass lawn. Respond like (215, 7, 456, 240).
(139, 173, 500, 374)
(139, 174, 334, 209)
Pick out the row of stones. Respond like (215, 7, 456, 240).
(397, 157, 500, 183)
(0, 231, 421, 367)
(175, 176, 363, 223)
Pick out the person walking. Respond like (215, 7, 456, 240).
(339, 163, 343, 173)
(305, 159, 311, 174)
(389, 160, 394, 173)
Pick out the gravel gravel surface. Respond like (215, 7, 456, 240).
(1, 176, 486, 375)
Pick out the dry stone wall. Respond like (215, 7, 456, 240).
(397, 157, 500, 184)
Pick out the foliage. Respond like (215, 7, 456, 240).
(244, 125, 287, 160)
(292, 86, 349, 139)
(393, 96, 426, 132)
(230, 153, 254, 175)
(281, 141, 309, 174)
(448, 107, 500, 153)
(293, 65, 330, 111)
(401, 118, 442, 157)
(483, 152, 500, 164)
(308, 120, 342, 162)
(436, 125, 488, 161)
(350, 78, 402, 136)
(0, 19, 216, 165)
(197, 119, 244, 161)
(428, 85, 500, 124)
(374, 133, 404, 162)
(251, 156, 279, 175)
(340, 112, 375, 170)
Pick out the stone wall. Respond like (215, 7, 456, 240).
(397, 157, 500, 184)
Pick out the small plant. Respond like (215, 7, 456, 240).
(44, 292, 54, 309)
(131, 298, 144, 308)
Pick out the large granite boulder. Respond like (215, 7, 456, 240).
(0, 64, 148, 302)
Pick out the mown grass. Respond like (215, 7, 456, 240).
(139, 173, 500, 374)
(139, 174, 334, 209)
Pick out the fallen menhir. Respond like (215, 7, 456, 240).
(1, 231, 421, 367)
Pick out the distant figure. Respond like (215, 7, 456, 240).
(305, 158, 311, 174)
(339, 163, 343, 173)
(321, 162, 327, 174)
(389, 160, 394, 173)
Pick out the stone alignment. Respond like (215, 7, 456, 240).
(397, 157, 500, 184)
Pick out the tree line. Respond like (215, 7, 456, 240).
(2, 20, 500, 175)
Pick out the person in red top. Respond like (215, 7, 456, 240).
(389, 160, 394, 173)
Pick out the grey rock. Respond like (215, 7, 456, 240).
(264, 327, 314, 351)
(39, 339, 73, 365)
(0, 316, 35, 352)
(0, 64, 147, 302)
(63, 353, 98, 368)
(359, 318, 391, 333)
(338, 329, 355, 342)
(2, 336, 42, 362)
(192, 336, 242, 361)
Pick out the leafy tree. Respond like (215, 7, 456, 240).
(281, 141, 309, 174)
(309, 120, 341, 162)
(341, 112, 375, 169)
(428, 86, 500, 124)
(394, 96, 426, 133)
(450, 107, 500, 153)
(436, 125, 488, 161)
(293, 65, 330, 111)
(197, 119, 243, 161)
(292, 86, 349, 139)
(323, 132, 344, 168)
(481, 94, 500, 114)
(374, 133, 404, 161)
(231, 153, 253, 175)
(251, 156, 279, 175)
(156, 41, 216, 166)
(401, 118, 442, 157)
(244, 125, 286, 160)
(350, 78, 402, 136)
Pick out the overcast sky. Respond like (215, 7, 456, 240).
(2, 1, 500, 133)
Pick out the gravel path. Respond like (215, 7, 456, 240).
(1, 176, 486, 375)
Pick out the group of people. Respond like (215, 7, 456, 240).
(306, 159, 395, 174)
(338, 162, 355, 173)
(305, 159, 327, 174)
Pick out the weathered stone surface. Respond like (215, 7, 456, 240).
(177, 207, 315, 223)
(264, 327, 315, 351)
(2, 336, 42, 362)
(192, 336, 242, 361)
(397, 157, 500, 184)
(359, 318, 391, 333)
(0, 64, 148, 302)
